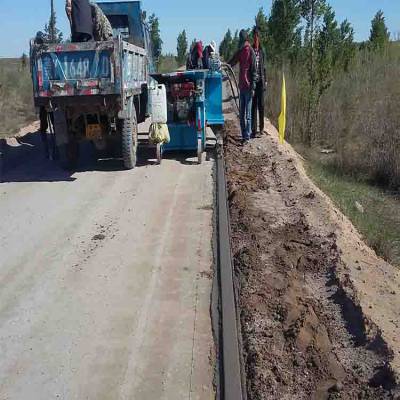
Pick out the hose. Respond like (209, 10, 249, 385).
(221, 62, 240, 115)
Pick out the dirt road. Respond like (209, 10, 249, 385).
(0, 125, 215, 399)
(223, 111, 400, 399)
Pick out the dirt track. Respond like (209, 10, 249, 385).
(0, 124, 215, 399)
(223, 112, 400, 399)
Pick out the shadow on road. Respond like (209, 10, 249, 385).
(0, 131, 215, 184)
(138, 147, 215, 167)
(0, 131, 77, 183)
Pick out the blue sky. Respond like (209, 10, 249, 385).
(0, 0, 399, 57)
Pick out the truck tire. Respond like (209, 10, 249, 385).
(121, 102, 138, 169)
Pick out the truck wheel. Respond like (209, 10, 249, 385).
(121, 103, 138, 169)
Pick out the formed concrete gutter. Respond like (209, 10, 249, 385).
(215, 138, 245, 400)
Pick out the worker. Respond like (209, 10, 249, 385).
(190, 41, 204, 70)
(39, 107, 55, 159)
(91, 3, 113, 41)
(65, 0, 93, 42)
(186, 43, 195, 70)
(229, 30, 257, 144)
(203, 41, 216, 69)
(251, 27, 267, 138)
(34, 32, 54, 159)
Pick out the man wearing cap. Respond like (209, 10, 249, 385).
(251, 27, 267, 138)
(203, 41, 216, 69)
(229, 30, 257, 144)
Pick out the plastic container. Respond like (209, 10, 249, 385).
(148, 84, 167, 123)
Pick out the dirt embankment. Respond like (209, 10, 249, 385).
(223, 114, 400, 399)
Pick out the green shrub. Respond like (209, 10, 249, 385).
(0, 58, 36, 137)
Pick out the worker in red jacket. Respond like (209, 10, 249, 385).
(229, 30, 257, 144)
(189, 41, 204, 70)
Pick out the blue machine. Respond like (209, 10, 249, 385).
(151, 69, 224, 164)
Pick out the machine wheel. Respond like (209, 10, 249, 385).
(121, 102, 138, 169)
(197, 139, 203, 164)
(156, 143, 162, 165)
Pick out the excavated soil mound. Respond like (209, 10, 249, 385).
(223, 114, 400, 400)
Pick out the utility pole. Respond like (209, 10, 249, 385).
(50, 0, 56, 42)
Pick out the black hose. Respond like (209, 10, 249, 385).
(221, 63, 240, 115)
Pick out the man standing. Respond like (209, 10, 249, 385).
(190, 41, 204, 70)
(203, 41, 216, 69)
(251, 27, 267, 138)
(65, 0, 93, 42)
(229, 30, 256, 144)
(34, 31, 54, 158)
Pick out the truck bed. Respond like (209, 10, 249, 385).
(31, 38, 148, 105)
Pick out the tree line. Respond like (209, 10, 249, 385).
(219, 1, 391, 145)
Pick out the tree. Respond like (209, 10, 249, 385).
(337, 19, 356, 71)
(369, 10, 390, 51)
(299, 0, 327, 144)
(315, 5, 340, 95)
(231, 30, 240, 56)
(267, 0, 301, 66)
(255, 8, 269, 49)
(219, 29, 233, 60)
(148, 13, 163, 65)
(176, 30, 188, 66)
(43, 0, 63, 43)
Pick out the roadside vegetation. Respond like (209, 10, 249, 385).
(219, 0, 400, 266)
(0, 0, 64, 138)
(0, 58, 35, 138)
(305, 152, 400, 266)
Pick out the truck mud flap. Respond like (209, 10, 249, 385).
(54, 110, 69, 146)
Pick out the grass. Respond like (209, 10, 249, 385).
(263, 43, 400, 266)
(0, 58, 36, 138)
(305, 156, 400, 267)
(267, 44, 400, 190)
(157, 54, 179, 73)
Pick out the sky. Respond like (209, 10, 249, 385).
(0, 0, 399, 57)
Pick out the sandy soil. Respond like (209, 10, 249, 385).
(223, 113, 400, 399)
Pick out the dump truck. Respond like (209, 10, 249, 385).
(30, 1, 154, 169)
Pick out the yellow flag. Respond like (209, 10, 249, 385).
(278, 73, 286, 144)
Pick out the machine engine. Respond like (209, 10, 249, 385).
(168, 82, 196, 123)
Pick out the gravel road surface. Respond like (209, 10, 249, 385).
(0, 125, 215, 399)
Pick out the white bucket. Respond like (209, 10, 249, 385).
(148, 84, 167, 124)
